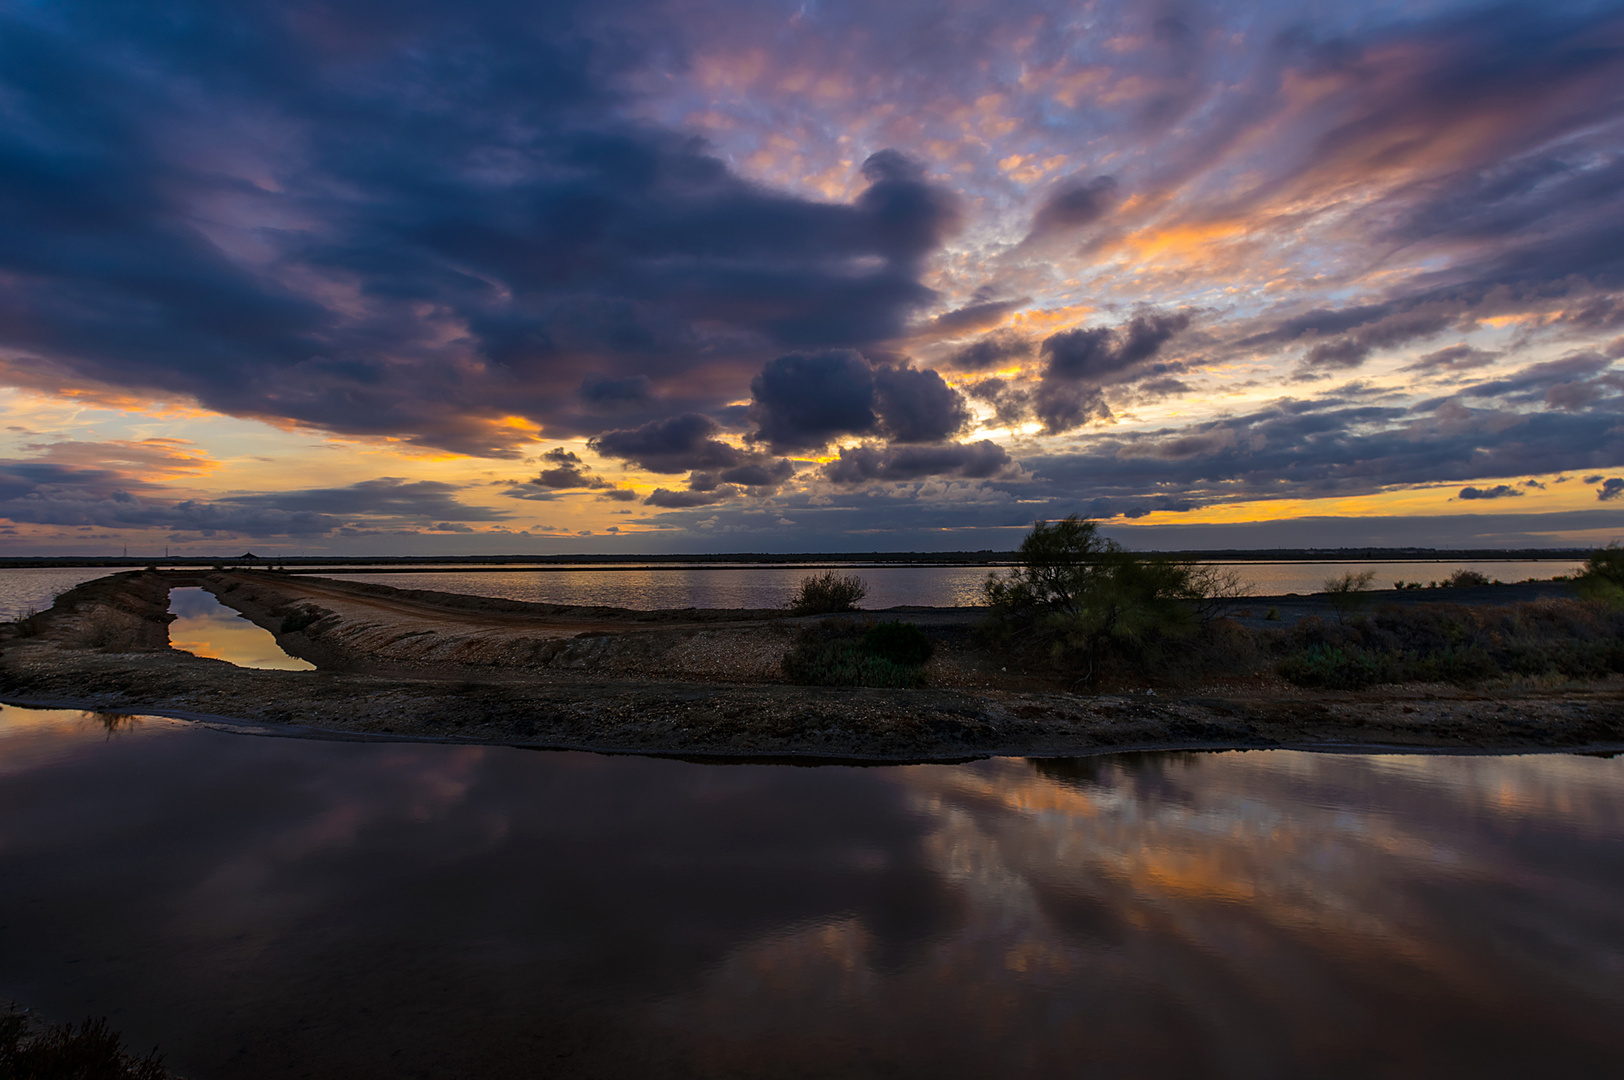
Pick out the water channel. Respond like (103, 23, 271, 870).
(1, 704, 1619, 1078)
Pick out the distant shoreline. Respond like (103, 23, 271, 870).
(0, 547, 1594, 571)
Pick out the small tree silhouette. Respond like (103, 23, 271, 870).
(1322, 569, 1376, 624)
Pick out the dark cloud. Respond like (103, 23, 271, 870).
(1027, 176, 1119, 238)
(1599, 478, 1624, 501)
(579, 375, 654, 410)
(1022, 391, 1624, 508)
(526, 447, 613, 490)
(944, 330, 1036, 372)
(1042, 313, 1190, 383)
(822, 440, 1014, 485)
(644, 486, 736, 508)
(915, 299, 1028, 339)
(589, 413, 745, 473)
(0, 454, 506, 536)
(1405, 345, 1497, 372)
(872, 365, 971, 443)
(717, 458, 797, 489)
(1457, 485, 1522, 500)
(0, 4, 961, 456)
(748, 350, 877, 451)
(747, 350, 970, 450)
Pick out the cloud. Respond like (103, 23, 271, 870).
(822, 440, 1015, 484)
(747, 350, 970, 450)
(0, 3, 963, 457)
(526, 447, 613, 490)
(1599, 478, 1624, 501)
(944, 330, 1037, 372)
(589, 413, 746, 473)
(1458, 485, 1522, 500)
(0, 452, 507, 536)
(644, 486, 737, 507)
(1026, 176, 1119, 239)
(1042, 312, 1190, 383)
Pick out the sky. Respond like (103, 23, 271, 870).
(2, 0, 1623, 556)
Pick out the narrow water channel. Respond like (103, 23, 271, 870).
(0, 704, 1619, 1079)
(166, 587, 314, 671)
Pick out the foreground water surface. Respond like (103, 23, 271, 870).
(0, 705, 1619, 1079)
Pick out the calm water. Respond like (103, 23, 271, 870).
(323, 559, 1582, 610)
(0, 560, 1581, 618)
(0, 704, 1619, 1078)
(167, 587, 314, 671)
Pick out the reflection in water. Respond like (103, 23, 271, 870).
(0, 704, 1619, 1079)
(166, 587, 314, 670)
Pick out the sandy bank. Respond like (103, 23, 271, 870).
(0, 570, 1619, 761)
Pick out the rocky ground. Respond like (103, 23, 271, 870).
(0, 570, 1619, 761)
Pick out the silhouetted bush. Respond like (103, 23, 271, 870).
(1445, 568, 1490, 588)
(782, 621, 929, 687)
(1578, 542, 1624, 606)
(787, 571, 867, 614)
(278, 609, 320, 635)
(1321, 570, 1376, 624)
(981, 515, 1224, 683)
(0, 1010, 171, 1080)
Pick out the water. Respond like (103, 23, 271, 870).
(0, 560, 1581, 619)
(0, 567, 119, 619)
(1, 704, 1619, 1079)
(166, 587, 315, 671)
(321, 559, 1582, 610)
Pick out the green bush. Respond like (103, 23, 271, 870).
(782, 622, 930, 687)
(1277, 644, 1393, 689)
(787, 571, 867, 614)
(981, 515, 1203, 682)
(1578, 542, 1624, 606)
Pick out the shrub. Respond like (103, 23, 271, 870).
(782, 622, 929, 687)
(1446, 568, 1490, 588)
(0, 1010, 171, 1080)
(1578, 542, 1624, 606)
(1278, 644, 1392, 689)
(861, 620, 933, 665)
(787, 571, 867, 614)
(279, 609, 321, 635)
(1322, 570, 1376, 624)
(981, 515, 1202, 682)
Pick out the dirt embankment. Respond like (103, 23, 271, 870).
(0, 570, 1620, 761)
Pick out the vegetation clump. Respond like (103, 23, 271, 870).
(1321, 570, 1376, 624)
(782, 620, 932, 687)
(0, 1010, 171, 1080)
(1445, 568, 1491, 588)
(1578, 542, 1624, 606)
(1274, 599, 1624, 689)
(980, 515, 1242, 683)
(787, 571, 867, 614)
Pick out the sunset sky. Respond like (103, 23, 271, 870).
(2, 0, 1623, 555)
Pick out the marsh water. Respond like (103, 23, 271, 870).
(166, 587, 315, 670)
(1, 704, 1620, 1078)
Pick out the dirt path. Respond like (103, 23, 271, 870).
(0, 570, 1619, 761)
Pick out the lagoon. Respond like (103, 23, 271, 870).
(0, 704, 1619, 1078)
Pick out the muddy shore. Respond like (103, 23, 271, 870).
(1, 570, 1619, 761)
